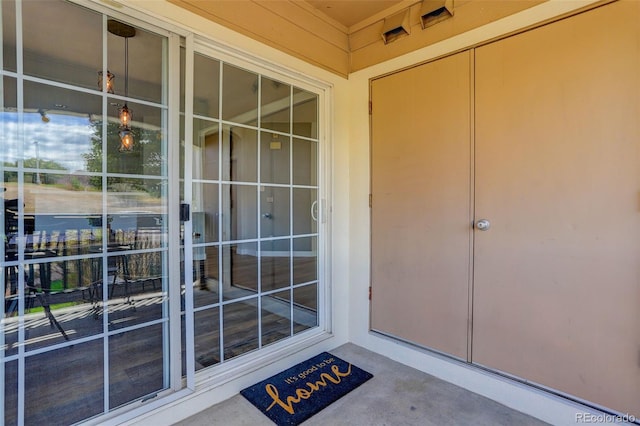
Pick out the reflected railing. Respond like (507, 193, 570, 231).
(3, 210, 168, 348)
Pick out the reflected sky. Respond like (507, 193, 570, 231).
(1, 111, 97, 172)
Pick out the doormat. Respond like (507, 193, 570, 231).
(240, 352, 373, 425)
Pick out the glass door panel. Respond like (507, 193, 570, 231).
(223, 242, 258, 300)
(193, 54, 220, 119)
(222, 64, 257, 126)
(186, 49, 321, 371)
(260, 239, 290, 292)
(261, 289, 291, 346)
(22, 0, 102, 90)
(193, 245, 219, 308)
(194, 306, 220, 370)
(260, 77, 290, 133)
(260, 132, 290, 184)
(25, 340, 104, 424)
(2, 3, 172, 423)
(2, 0, 17, 72)
(293, 283, 318, 333)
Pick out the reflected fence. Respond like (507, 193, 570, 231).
(3, 213, 167, 317)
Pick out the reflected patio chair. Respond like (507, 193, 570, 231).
(107, 247, 133, 307)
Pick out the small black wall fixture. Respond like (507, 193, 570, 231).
(420, 0, 454, 29)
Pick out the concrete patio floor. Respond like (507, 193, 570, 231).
(175, 343, 549, 426)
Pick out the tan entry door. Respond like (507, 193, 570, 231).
(473, 1, 640, 416)
(370, 51, 472, 360)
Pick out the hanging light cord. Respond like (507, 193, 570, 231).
(124, 37, 129, 99)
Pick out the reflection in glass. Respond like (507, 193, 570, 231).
(223, 300, 258, 360)
(261, 239, 290, 292)
(16, 258, 103, 351)
(109, 325, 166, 409)
(2, 8, 171, 424)
(293, 188, 317, 235)
(194, 307, 220, 370)
(26, 172, 103, 213)
(107, 251, 166, 331)
(180, 116, 185, 181)
(261, 77, 290, 132)
(223, 242, 258, 299)
(193, 120, 220, 181)
(107, 177, 167, 248)
(194, 245, 220, 308)
(293, 88, 318, 139)
(260, 132, 290, 184)
(223, 125, 257, 183)
(3, 281, 19, 355)
(192, 182, 219, 243)
(194, 53, 220, 118)
(294, 283, 318, 333)
(23, 81, 103, 173)
(4, 171, 104, 260)
(23, 0, 102, 90)
(293, 138, 318, 186)
(1, 77, 18, 164)
(4, 360, 18, 425)
(2, 0, 17, 72)
(262, 290, 291, 346)
(25, 340, 104, 425)
(260, 186, 290, 238)
(107, 23, 165, 104)
(293, 237, 317, 285)
(222, 64, 258, 126)
(222, 184, 257, 241)
(105, 100, 165, 176)
(181, 313, 186, 377)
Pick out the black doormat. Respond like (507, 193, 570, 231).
(240, 352, 373, 425)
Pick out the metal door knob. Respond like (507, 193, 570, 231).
(476, 219, 491, 231)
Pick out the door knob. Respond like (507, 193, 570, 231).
(475, 219, 491, 231)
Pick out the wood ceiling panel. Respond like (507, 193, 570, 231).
(169, 0, 350, 76)
(306, 0, 406, 28)
(169, 0, 555, 76)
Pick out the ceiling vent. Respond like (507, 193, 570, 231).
(382, 9, 411, 44)
(420, 0, 454, 29)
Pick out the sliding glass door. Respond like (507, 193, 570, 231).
(2, 1, 326, 424)
(183, 50, 321, 373)
(2, 1, 174, 423)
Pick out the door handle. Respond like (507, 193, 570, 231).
(475, 219, 491, 231)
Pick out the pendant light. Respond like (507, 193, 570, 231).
(107, 20, 136, 152)
(97, 70, 114, 94)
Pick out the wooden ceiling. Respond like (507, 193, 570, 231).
(168, 0, 546, 77)
(304, 0, 408, 28)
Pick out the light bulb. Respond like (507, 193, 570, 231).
(119, 104, 132, 127)
(119, 128, 134, 152)
(38, 109, 50, 123)
(98, 70, 114, 94)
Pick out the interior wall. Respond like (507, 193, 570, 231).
(348, 1, 613, 425)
